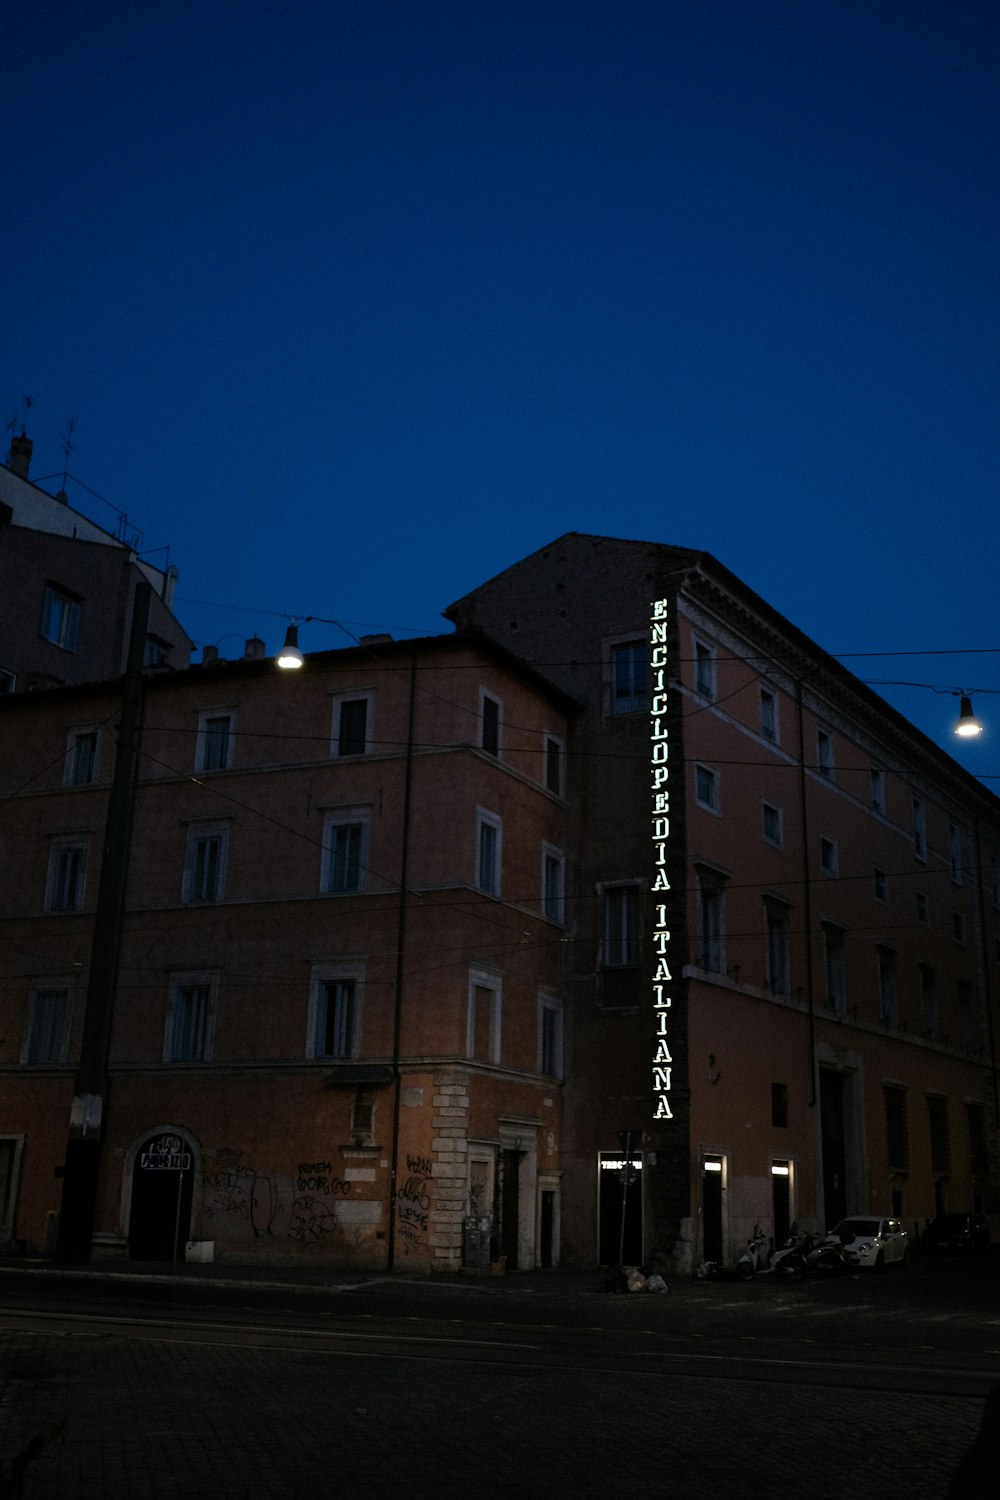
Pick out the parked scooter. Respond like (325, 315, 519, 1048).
(806, 1229, 851, 1275)
(736, 1224, 811, 1281)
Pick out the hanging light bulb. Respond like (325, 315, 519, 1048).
(954, 695, 983, 738)
(276, 622, 303, 670)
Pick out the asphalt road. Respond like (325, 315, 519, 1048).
(1, 1250, 998, 1499)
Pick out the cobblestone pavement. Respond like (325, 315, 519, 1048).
(0, 1316, 990, 1499)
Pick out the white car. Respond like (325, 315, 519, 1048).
(827, 1216, 909, 1269)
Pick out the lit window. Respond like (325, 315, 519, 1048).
(41, 586, 80, 651)
(611, 642, 646, 714)
(323, 816, 365, 893)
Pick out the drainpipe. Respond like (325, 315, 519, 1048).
(55, 581, 151, 1262)
(796, 679, 818, 1107)
(386, 651, 418, 1271)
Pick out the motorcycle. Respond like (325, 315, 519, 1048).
(806, 1230, 851, 1275)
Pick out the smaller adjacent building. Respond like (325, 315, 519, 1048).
(1, 432, 191, 694)
(0, 631, 575, 1270)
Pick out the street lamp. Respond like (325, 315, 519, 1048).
(276, 623, 303, 670)
(954, 694, 983, 738)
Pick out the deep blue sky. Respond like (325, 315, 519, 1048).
(3, 1, 998, 772)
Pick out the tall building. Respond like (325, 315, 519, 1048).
(1, 432, 191, 693)
(0, 631, 573, 1270)
(447, 533, 1000, 1272)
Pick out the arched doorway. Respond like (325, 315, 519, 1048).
(127, 1129, 196, 1261)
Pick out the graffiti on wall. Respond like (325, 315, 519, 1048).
(208, 1150, 351, 1246)
(396, 1153, 432, 1252)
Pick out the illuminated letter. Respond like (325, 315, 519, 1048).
(652, 869, 669, 891)
(654, 1096, 673, 1120)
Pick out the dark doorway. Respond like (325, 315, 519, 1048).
(598, 1153, 642, 1264)
(702, 1157, 724, 1262)
(500, 1149, 520, 1268)
(540, 1189, 555, 1268)
(772, 1163, 791, 1247)
(819, 1071, 847, 1228)
(129, 1132, 194, 1261)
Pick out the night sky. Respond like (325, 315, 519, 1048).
(3, 1, 998, 773)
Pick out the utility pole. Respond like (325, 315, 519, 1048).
(55, 582, 150, 1263)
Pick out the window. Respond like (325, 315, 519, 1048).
(165, 978, 215, 1063)
(697, 880, 725, 973)
(884, 1086, 909, 1172)
(611, 642, 646, 714)
(0, 668, 15, 695)
(823, 925, 846, 1016)
(949, 824, 963, 885)
(991, 854, 1000, 909)
(542, 845, 565, 923)
(467, 971, 501, 1063)
(144, 635, 169, 667)
(480, 692, 501, 756)
(920, 965, 938, 1040)
(65, 727, 98, 786)
(184, 825, 228, 904)
(953, 912, 966, 946)
(912, 799, 926, 861)
(759, 687, 778, 742)
(322, 816, 366, 893)
(877, 947, 898, 1029)
(23, 986, 72, 1065)
(765, 903, 790, 997)
(874, 867, 889, 903)
(41, 585, 80, 651)
(695, 763, 719, 813)
(870, 768, 885, 814)
(47, 839, 87, 912)
(544, 735, 563, 797)
(916, 891, 929, 927)
(762, 802, 783, 847)
(197, 710, 234, 772)
(693, 638, 716, 700)
(927, 1095, 950, 1174)
(771, 1082, 788, 1128)
(476, 811, 501, 896)
(313, 980, 357, 1059)
(601, 884, 640, 1007)
(820, 836, 838, 876)
(539, 995, 563, 1077)
(332, 695, 371, 757)
(816, 729, 834, 779)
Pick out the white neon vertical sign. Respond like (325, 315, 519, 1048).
(650, 598, 672, 1121)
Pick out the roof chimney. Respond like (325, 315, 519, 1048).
(244, 636, 265, 660)
(202, 644, 219, 665)
(7, 433, 32, 480)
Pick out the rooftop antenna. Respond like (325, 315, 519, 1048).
(59, 416, 78, 490)
(5, 394, 34, 459)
